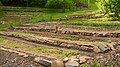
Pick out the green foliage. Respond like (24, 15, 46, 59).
(1, 0, 97, 10)
(0, 1, 2, 6)
(0, 9, 2, 15)
(0, 8, 3, 18)
(80, 0, 98, 10)
(96, 0, 120, 17)
(45, 0, 76, 9)
(27, 0, 47, 7)
(62, 20, 120, 26)
(1, 0, 47, 7)
(1, 0, 26, 6)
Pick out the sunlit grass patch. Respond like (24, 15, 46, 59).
(61, 20, 120, 26)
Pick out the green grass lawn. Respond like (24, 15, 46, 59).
(0, 1, 98, 28)
(0, 8, 91, 28)
(0, 4, 120, 28)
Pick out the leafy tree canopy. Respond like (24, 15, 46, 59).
(96, 0, 120, 17)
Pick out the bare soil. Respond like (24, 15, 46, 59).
(0, 49, 45, 67)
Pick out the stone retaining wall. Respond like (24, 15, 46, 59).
(0, 32, 111, 53)
(13, 27, 120, 38)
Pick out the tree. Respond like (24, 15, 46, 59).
(26, 0, 47, 7)
(1, 0, 47, 7)
(96, 0, 120, 17)
(88, 0, 90, 9)
(1, 0, 27, 6)
(0, 1, 2, 6)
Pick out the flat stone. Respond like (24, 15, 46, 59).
(34, 57, 41, 62)
(111, 42, 117, 46)
(107, 44, 115, 51)
(79, 56, 90, 64)
(93, 46, 101, 53)
(51, 60, 64, 67)
(118, 34, 120, 37)
(18, 53, 26, 56)
(70, 56, 79, 62)
(34, 57, 52, 66)
(0, 48, 7, 51)
(61, 30, 67, 34)
(60, 43, 67, 48)
(23, 55, 29, 57)
(65, 60, 79, 67)
(96, 44, 110, 52)
(63, 57, 69, 62)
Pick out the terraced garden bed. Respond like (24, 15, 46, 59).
(0, 22, 120, 67)
(15, 22, 120, 38)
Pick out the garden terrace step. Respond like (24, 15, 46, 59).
(0, 37, 84, 67)
(1, 35, 94, 57)
(0, 37, 80, 59)
(3, 28, 120, 43)
(25, 31, 120, 42)
(0, 33, 93, 52)
(13, 26, 120, 38)
(9, 30, 119, 43)
(0, 31, 112, 53)
(19, 22, 120, 31)
(0, 39, 120, 67)
(13, 27, 57, 33)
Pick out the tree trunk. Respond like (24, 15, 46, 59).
(88, 0, 90, 9)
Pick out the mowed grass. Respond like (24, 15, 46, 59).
(0, 5, 120, 28)
(0, 37, 79, 58)
(0, 9, 75, 28)
(0, 5, 96, 28)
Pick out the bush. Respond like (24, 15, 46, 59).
(45, 0, 76, 9)
(1, 0, 27, 6)
(96, 0, 120, 17)
(0, 8, 3, 18)
(1, 0, 47, 7)
(27, 0, 47, 7)
(0, 1, 2, 6)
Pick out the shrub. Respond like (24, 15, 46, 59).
(45, 0, 76, 9)
(0, 8, 3, 18)
(0, 1, 2, 6)
(1, 0, 47, 7)
(1, 0, 27, 6)
(27, 0, 47, 7)
(96, 0, 120, 17)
